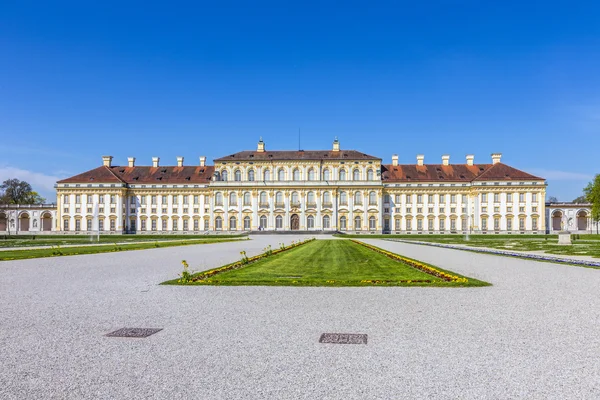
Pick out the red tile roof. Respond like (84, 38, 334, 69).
(58, 166, 215, 184)
(382, 163, 544, 182)
(214, 150, 380, 162)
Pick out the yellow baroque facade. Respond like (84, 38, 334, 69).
(55, 139, 546, 234)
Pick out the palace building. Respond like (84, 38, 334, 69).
(47, 138, 547, 234)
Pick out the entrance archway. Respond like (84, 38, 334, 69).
(552, 210, 563, 231)
(290, 214, 299, 230)
(19, 212, 30, 232)
(0, 213, 6, 231)
(41, 212, 53, 231)
(577, 211, 588, 231)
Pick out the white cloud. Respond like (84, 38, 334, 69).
(529, 169, 593, 181)
(0, 166, 64, 200)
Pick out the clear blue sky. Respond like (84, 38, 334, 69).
(1, 1, 598, 201)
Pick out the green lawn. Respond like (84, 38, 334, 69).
(0, 234, 244, 248)
(0, 238, 245, 261)
(170, 240, 488, 287)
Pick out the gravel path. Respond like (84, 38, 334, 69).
(1, 236, 599, 399)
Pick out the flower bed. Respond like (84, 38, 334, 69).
(387, 239, 600, 269)
(351, 240, 468, 283)
(185, 238, 316, 283)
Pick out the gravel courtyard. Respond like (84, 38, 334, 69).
(1, 235, 599, 399)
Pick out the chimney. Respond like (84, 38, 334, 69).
(442, 155, 450, 166)
(466, 155, 474, 166)
(491, 153, 502, 164)
(392, 154, 398, 166)
(199, 156, 206, 167)
(332, 137, 340, 152)
(127, 157, 135, 167)
(102, 155, 113, 167)
(177, 156, 184, 167)
(416, 154, 424, 166)
(152, 157, 160, 168)
(257, 137, 265, 152)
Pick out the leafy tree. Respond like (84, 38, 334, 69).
(572, 195, 588, 204)
(547, 196, 558, 203)
(0, 179, 45, 204)
(583, 174, 600, 234)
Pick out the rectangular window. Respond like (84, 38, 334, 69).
(194, 219, 199, 231)
(130, 196, 136, 205)
(384, 194, 390, 203)
(194, 195, 199, 204)
(151, 195, 157, 205)
(519, 193, 525, 203)
(110, 207, 115, 213)
(417, 195, 423, 204)
(99, 195, 104, 203)
(428, 219, 434, 231)
(406, 207, 412, 214)
(532, 193, 538, 202)
(63, 207, 69, 213)
(494, 206, 500, 213)
(152, 219, 157, 231)
(141, 220, 146, 231)
(141, 195, 146, 205)
(481, 193, 487, 202)
(451, 207, 456, 213)
(406, 195, 412, 204)
(417, 219, 423, 230)
(482, 206, 487, 213)
(428, 195, 434, 204)
(173, 220, 178, 231)
(183, 219, 188, 231)
(507, 193, 512, 202)
(462, 194, 467, 203)
(494, 193, 499, 203)
(532, 206, 538, 213)
(494, 218, 500, 230)
(63, 195, 70, 204)
(439, 219, 445, 231)
(507, 206, 513, 212)
(417, 207, 422, 214)
(204, 219, 209, 230)
(481, 218, 487, 230)
(110, 195, 116, 204)
(110, 219, 115, 231)
(63, 219, 69, 231)
(439, 195, 445, 203)
(162, 208, 167, 214)
(428, 207, 434, 213)
(162, 195, 168, 204)
(519, 217, 525, 230)
(450, 219, 456, 230)
(87, 219, 92, 231)
(451, 194, 456, 204)
(519, 206, 525, 212)
(99, 220, 104, 231)
(507, 218, 512, 231)
(75, 195, 81, 204)
(395, 218, 401, 231)
(87, 195, 93, 204)
(162, 219, 167, 231)
(395, 195, 401, 203)
(183, 196, 189, 205)
(532, 217, 538, 230)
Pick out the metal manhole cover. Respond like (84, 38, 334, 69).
(105, 328, 163, 338)
(319, 333, 367, 344)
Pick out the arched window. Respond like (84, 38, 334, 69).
(307, 191, 315, 205)
(221, 170, 228, 182)
(293, 168, 300, 181)
(276, 215, 283, 229)
(260, 191, 268, 205)
(339, 169, 347, 181)
(275, 191, 283, 206)
(260, 215, 267, 229)
(354, 191, 362, 205)
(323, 191, 331, 205)
(340, 191, 347, 205)
(354, 216, 362, 230)
(291, 191, 299, 205)
(367, 169, 374, 180)
(215, 216, 223, 230)
(307, 215, 315, 228)
(263, 169, 271, 181)
(243, 192, 251, 206)
(340, 216, 347, 230)
(278, 168, 285, 181)
(234, 169, 241, 181)
(308, 168, 315, 181)
(353, 169, 360, 181)
(369, 216, 376, 230)
(323, 215, 330, 229)
(215, 192, 223, 206)
(323, 169, 330, 180)
(229, 192, 237, 205)
(369, 191, 377, 205)
(244, 216, 251, 230)
(248, 170, 255, 181)
(229, 216, 237, 230)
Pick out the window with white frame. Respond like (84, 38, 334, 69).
(323, 215, 330, 228)
(339, 169, 347, 181)
(260, 215, 267, 229)
(353, 169, 360, 181)
(339, 216, 347, 230)
(234, 170, 241, 181)
(276, 215, 283, 229)
(354, 216, 361, 230)
(244, 216, 251, 230)
(248, 170, 255, 181)
(323, 169, 330, 180)
(369, 216, 376, 230)
(243, 192, 251, 206)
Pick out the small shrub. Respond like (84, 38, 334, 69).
(178, 260, 191, 283)
(240, 251, 249, 264)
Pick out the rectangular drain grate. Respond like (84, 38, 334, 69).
(319, 333, 367, 344)
(105, 328, 163, 338)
